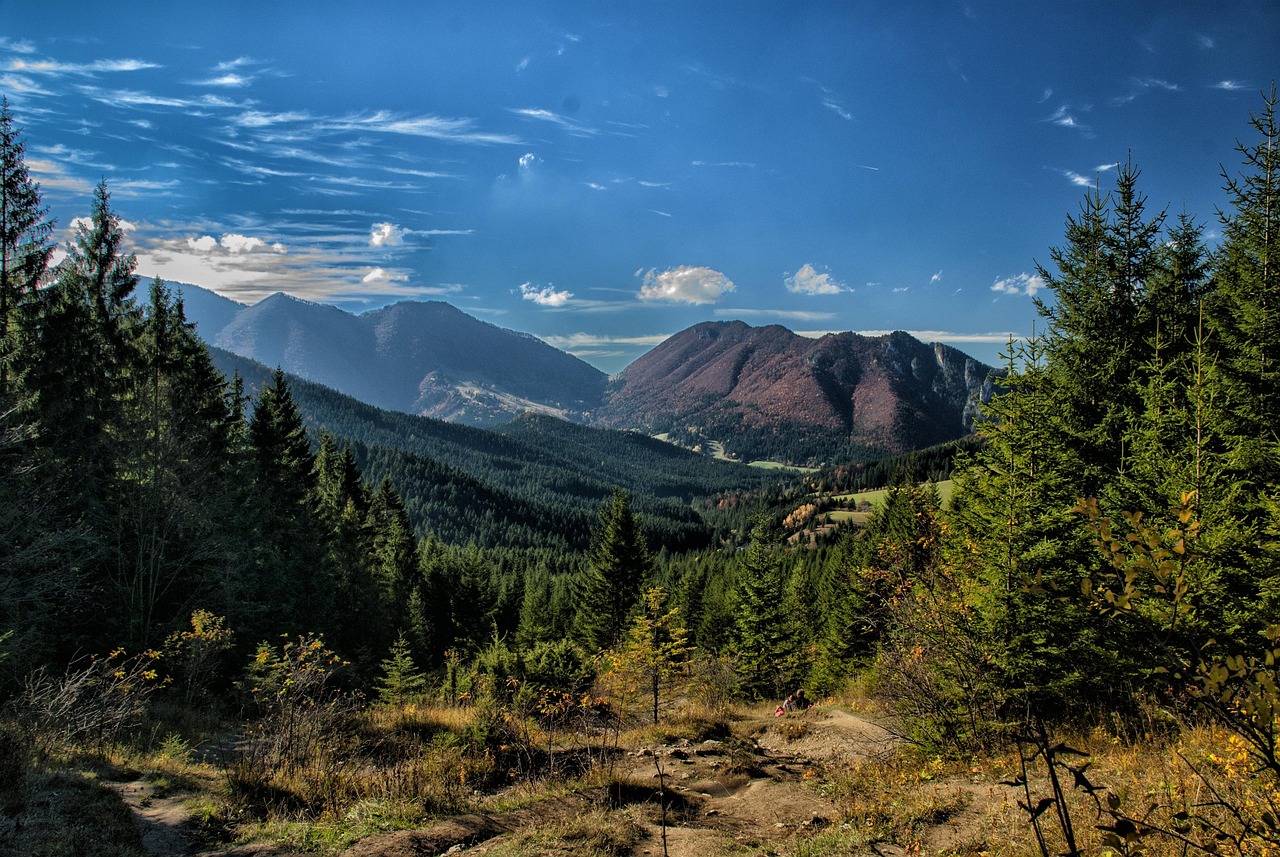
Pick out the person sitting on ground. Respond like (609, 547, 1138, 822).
(793, 688, 811, 711)
(783, 693, 796, 713)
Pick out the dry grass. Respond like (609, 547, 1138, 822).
(788, 718, 1280, 857)
(479, 806, 647, 856)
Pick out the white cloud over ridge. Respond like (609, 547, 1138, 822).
(785, 263, 844, 295)
(991, 272, 1045, 297)
(638, 265, 734, 304)
(520, 282, 573, 306)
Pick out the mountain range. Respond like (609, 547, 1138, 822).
(179, 284, 997, 465)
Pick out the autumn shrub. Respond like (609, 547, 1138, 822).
(13, 647, 164, 758)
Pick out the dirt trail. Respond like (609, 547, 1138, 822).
(114, 706, 996, 856)
(106, 778, 198, 856)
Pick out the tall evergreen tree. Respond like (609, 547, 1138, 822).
(111, 279, 243, 644)
(0, 99, 53, 398)
(1208, 86, 1280, 462)
(245, 368, 330, 637)
(575, 489, 650, 652)
(730, 518, 792, 699)
(1035, 160, 1165, 493)
(948, 336, 1114, 718)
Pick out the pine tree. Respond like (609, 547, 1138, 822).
(575, 489, 650, 651)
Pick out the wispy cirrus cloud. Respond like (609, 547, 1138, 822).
(0, 38, 36, 54)
(1057, 162, 1118, 187)
(1045, 104, 1089, 131)
(322, 111, 522, 145)
(638, 265, 735, 304)
(26, 156, 97, 195)
(1112, 77, 1180, 106)
(192, 73, 251, 88)
(1213, 80, 1249, 91)
(519, 282, 573, 307)
(716, 308, 836, 322)
(510, 107, 599, 137)
(77, 86, 250, 112)
(8, 57, 160, 76)
(784, 263, 846, 295)
(0, 73, 51, 96)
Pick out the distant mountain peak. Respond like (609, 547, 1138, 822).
(178, 283, 997, 463)
(596, 319, 997, 465)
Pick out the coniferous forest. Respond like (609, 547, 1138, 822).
(1, 90, 1278, 855)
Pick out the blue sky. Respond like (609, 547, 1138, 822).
(2, 1, 1276, 372)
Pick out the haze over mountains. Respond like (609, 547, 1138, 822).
(179, 284, 997, 464)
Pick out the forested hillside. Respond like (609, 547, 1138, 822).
(210, 347, 776, 550)
(1, 91, 1279, 856)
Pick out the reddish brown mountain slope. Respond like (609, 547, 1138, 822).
(595, 321, 998, 464)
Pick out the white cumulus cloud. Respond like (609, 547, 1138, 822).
(785, 263, 844, 295)
(519, 152, 539, 169)
(991, 272, 1046, 297)
(185, 233, 286, 254)
(370, 222, 403, 247)
(221, 233, 265, 253)
(520, 281, 572, 307)
(638, 265, 735, 304)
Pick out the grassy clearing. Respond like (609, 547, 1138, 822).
(832, 479, 954, 508)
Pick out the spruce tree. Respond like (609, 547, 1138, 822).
(376, 632, 427, 706)
(947, 336, 1112, 719)
(575, 489, 650, 652)
(1207, 85, 1280, 468)
(112, 279, 242, 644)
(0, 99, 53, 398)
(1035, 160, 1165, 493)
(730, 518, 792, 699)
(245, 368, 330, 637)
